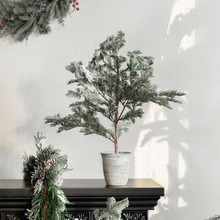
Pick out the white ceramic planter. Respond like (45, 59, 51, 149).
(101, 152, 131, 186)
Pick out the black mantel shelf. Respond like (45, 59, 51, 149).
(0, 178, 164, 220)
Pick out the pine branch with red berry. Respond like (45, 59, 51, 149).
(0, 0, 80, 42)
(24, 132, 72, 220)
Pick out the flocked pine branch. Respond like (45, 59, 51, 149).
(0, 0, 79, 42)
(94, 197, 129, 220)
(45, 31, 185, 154)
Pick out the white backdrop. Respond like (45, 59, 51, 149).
(0, 0, 220, 219)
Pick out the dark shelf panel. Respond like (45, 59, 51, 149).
(0, 178, 164, 220)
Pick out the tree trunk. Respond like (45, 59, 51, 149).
(114, 101, 119, 154)
(115, 58, 120, 154)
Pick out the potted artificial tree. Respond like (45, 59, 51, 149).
(45, 31, 185, 185)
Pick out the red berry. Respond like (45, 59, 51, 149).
(72, 4, 76, 7)
(69, 0, 73, 3)
(0, 19, 3, 22)
(73, 0, 77, 2)
(76, 7, 80, 10)
(76, 2, 79, 5)
(50, 164, 55, 168)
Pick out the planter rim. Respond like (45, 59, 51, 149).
(100, 151, 131, 156)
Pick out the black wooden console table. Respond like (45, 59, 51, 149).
(0, 179, 164, 220)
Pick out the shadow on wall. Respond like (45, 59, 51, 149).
(135, 0, 220, 219)
(0, 74, 32, 178)
(135, 103, 188, 220)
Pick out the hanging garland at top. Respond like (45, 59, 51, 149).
(0, 0, 79, 42)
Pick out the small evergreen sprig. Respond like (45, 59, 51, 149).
(94, 197, 129, 220)
(24, 132, 71, 220)
(45, 31, 185, 154)
(0, 0, 79, 42)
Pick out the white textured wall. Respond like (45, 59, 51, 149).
(0, 0, 220, 219)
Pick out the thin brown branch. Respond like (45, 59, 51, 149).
(117, 88, 133, 122)
(106, 135, 115, 143)
(120, 100, 126, 106)
(121, 67, 129, 72)
(117, 100, 128, 122)
(97, 89, 109, 102)
(103, 60, 117, 74)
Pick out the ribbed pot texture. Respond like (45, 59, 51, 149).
(101, 152, 131, 186)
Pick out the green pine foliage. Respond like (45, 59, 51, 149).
(0, 0, 71, 42)
(94, 197, 129, 220)
(23, 154, 37, 185)
(45, 31, 185, 153)
(207, 216, 220, 220)
(24, 132, 71, 220)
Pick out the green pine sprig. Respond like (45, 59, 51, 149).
(94, 197, 129, 220)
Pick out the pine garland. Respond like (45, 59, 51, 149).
(23, 132, 71, 220)
(0, 0, 79, 42)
